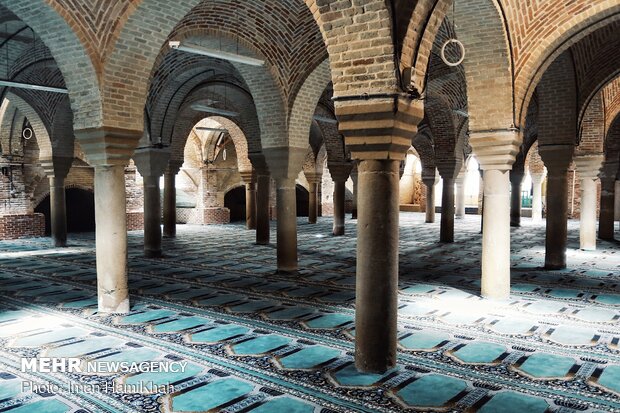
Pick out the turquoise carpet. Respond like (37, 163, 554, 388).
(0, 213, 619, 412)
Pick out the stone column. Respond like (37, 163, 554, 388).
(574, 155, 603, 250)
(264, 148, 306, 273)
(94, 165, 130, 313)
(240, 171, 257, 230)
(41, 156, 73, 247)
(255, 171, 270, 245)
(615, 180, 620, 224)
(305, 172, 321, 224)
(439, 176, 455, 242)
(539, 144, 574, 270)
(530, 173, 545, 224)
(49, 176, 67, 247)
(163, 161, 182, 238)
(328, 163, 352, 236)
(355, 159, 400, 373)
(509, 168, 524, 227)
(422, 168, 439, 223)
(75, 128, 141, 314)
(454, 171, 466, 219)
(350, 166, 358, 219)
(599, 160, 619, 240)
(469, 131, 520, 300)
(134, 148, 171, 258)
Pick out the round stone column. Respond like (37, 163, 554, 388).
(305, 172, 321, 224)
(539, 144, 574, 270)
(351, 168, 358, 219)
(480, 169, 511, 298)
(510, 170, 524, 227)
(355, 159, 399, 373)
(49, 176, 67, 247)
(530, 173, 545, 224)
(599, 173, 617, 240)
(142, 175, 162, 257)
(94, 165, 129, 313)
(422, 173, 438, 224)
(332, 179, 346, 235)
(245, 181, 256, 229)
(574, 155, 604, 250)
(455, 173, 466, 219)
(255, 173, 271, 245)
(440, 177, 455, 242)
(163, 171, 176, 238)
(276, 177, 298, 273)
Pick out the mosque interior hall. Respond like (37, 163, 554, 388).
(0, 1, 619, 412)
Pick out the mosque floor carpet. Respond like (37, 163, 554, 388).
(0, 213, 619, 412)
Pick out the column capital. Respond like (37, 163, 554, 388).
(40, 155, 73, 179)
(436, 158, 463, 179)
(248, 153, 270, 176)
(133, 147, 171, 178)
(599, 160, 619, 184)
(263, 147, 306, 181)
(336, 96, 423, 161)
(305, 171, 323, 184)
(538, 144, 575, 172)
(469, 130, 520, 171)
(421, 167, 439, 186)
(327, 162, 353, 183)
(573, 154, 604, 179)
(239, 170, 255, 184)
(530, 172, 546, 183)
(166, 159, 184, 175)
(74, 126, 142, 167)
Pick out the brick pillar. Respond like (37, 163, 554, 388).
(76, 127, 142, 314)
(574, 155, 604, 250)
(539, 144, 575, 269)
(337, 96, 423, 373)
(328, 162, 352, 236)
(134, 147, 170, 258)
(469, 130, 520, 299)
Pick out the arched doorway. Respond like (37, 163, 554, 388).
(35, 188, 96, 235)
(296, 185, 309, 217)
(224, 186, 246, 222)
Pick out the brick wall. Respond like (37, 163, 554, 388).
(126, 211, 144, 231)
(0, 213, 44, 239)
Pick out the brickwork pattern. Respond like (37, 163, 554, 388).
(0, 213, 44, 239)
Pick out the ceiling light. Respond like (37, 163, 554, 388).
(190, 103, 239, 117)
(169, 41, 264, 67)
(313, 115, 338, 124)
(0, 80, 68, 94)
(196, 127, 227, 133)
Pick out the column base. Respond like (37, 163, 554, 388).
(145, 249, 162, 258)
(274, 269, 298, 275)
(544, 263, 567, 270)
(333, 226, 345, 236)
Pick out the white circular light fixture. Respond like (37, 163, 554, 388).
(441, 39, 465, 67)
(22, 127, 33, 140)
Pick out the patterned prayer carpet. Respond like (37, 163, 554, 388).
(0, 213, 619, 412)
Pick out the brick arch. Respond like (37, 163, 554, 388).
(206, 116, 251, 173)
(455, 0, 514, 131)
(400, 0, 453, 94)
(169, 89, 258, 169)
(3, 92, 53, 159)
(0, 1, 102, 130)
(425, 93, 463, 176)
(314, 105, 346, 164)
(604, 77, 620, 132)
(537, 51, 578, 146)
(412, 125, 436, 170)
(305, 0, 398, 96)
(514, 1, 620, 128)
(578, 94, 605, 156)
(101, 0, 204, 131)
(50, 98, 75, 159)
(289, 59, 331, 149)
